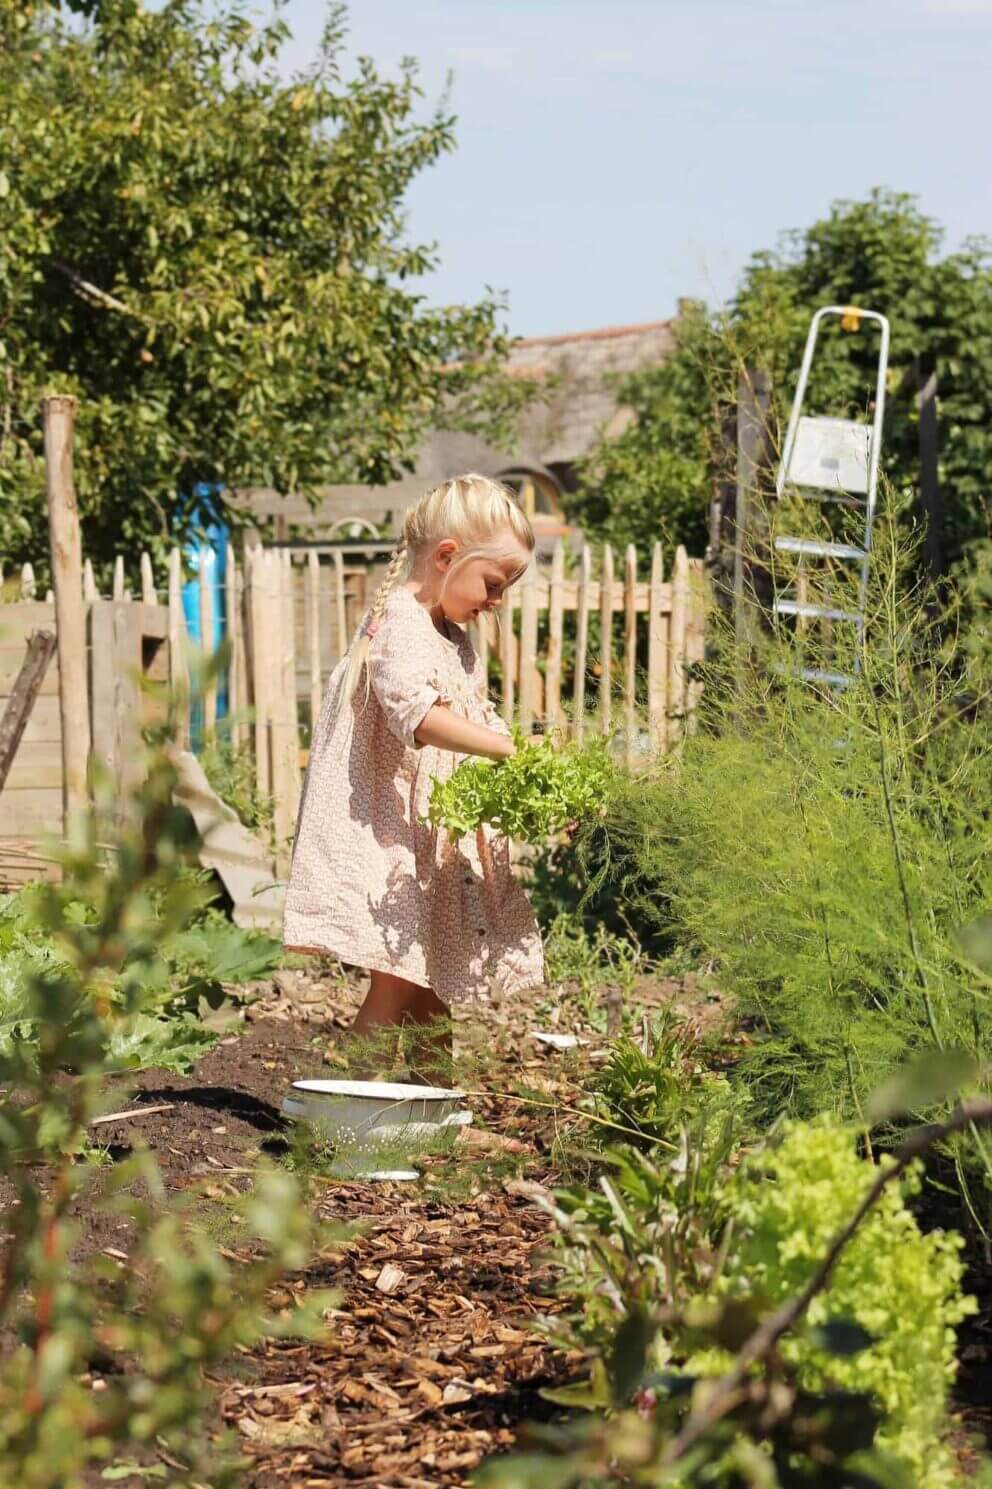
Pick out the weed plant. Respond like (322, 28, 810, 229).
(502, 1114, 975, 1488)
(591, 1015, 736, 1151)
(199, 725, 275, 843)
(543, 914, 644, 1032)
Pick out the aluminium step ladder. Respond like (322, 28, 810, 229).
(773, 305, 891, 688)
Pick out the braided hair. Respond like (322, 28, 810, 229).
(340, 473, 534, 711)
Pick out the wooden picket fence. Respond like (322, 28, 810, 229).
(1, 538, 708, 866)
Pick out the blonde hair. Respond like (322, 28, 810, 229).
(342, 473, 536, 710)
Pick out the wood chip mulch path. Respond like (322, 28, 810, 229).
(224, 1182, 575, 1487)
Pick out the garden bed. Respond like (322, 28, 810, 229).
(47, 962, 716, 1487)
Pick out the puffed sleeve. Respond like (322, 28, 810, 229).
(368, 609, 446, 750)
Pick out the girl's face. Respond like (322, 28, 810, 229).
(432, 535, 531, 625)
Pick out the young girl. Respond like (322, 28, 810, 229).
(283, 474, 545, 1085)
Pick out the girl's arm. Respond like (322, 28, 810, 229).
(414, 703, 515, 760)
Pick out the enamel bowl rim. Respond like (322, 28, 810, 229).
(290, 1079, 466, 1102)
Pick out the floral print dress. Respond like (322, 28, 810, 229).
(282, 586, 545, 1006)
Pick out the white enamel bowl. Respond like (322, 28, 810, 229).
(281, 1079, 469, 1139)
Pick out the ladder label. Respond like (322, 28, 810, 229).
(787, 416, 871, 495)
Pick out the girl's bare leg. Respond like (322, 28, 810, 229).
(347, 973, 527, 1150)
(349, 971, 452, 1085)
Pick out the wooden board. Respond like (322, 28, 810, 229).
(0, 601, 58, 636)
(0, 646, 61, 696)
(0, 837, 61, 887)
(0, 787, 63, 837)
(6, 694, 62, 745)
(4, 739, 64, 790)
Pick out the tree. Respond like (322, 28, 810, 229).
(0, 0, 529, 571)
(570, 191, 992, 571)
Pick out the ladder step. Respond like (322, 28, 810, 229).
(774, 537, 867, 561)
(774, 599, 862, 624)
(773, 663, 856, 689)
(800, 667, 855, 689)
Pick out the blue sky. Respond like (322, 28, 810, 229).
(278, 0, 992, 337)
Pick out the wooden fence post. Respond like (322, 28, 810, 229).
(167, 547, 191, 748)
(475, 611, 489, 691)
(112, 555, 125, 602)
(598, 543, 614, 734)
(247, 545, 272, 800)
(573, 544, 592, 744)
(669, 545, 689, 740)
(332, 550, 347, 662)
(686, 559, 707, 734)
(20, 563, 36, 600)
(624, 544, 637, 767)
(647, 543, 668, 754)
(273, 549, 300, 867)
(140, 552, 156, 605)
(225, 543, 242, 750)
(83, 559, 97, 602)
(199, 547, 217, 739)
(518, 558, 539, 733)
(500, 583, 515, 724)
(545, 539, 565, 733)
(42, 394, 89, 835)
(306, 550, 321, 739)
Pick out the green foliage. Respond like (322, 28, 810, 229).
(567, 301, 714, 559)
(507, 519, 992, 1479)
(590, 514, 992, 1171)
(704, 1120, 975, 1489)
(0, 876, 281, 1075)
(199, 731, 275, 841)
(0, 0, 532, 572)
(427, 738, 613, 845)
(0, 723, 331, 1486)
(571, 190, 992, 569)
(543, 914, 643, 1032)
(499, 1114, 974, 1488)
(537, 1021, 742, 1371)
(591, 1016, 736, 1152)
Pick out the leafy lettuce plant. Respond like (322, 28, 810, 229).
(426, 737, 613, 845)
(701, 1119, 975, 1489)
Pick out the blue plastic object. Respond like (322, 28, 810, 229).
(181, 483, 228, 747)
